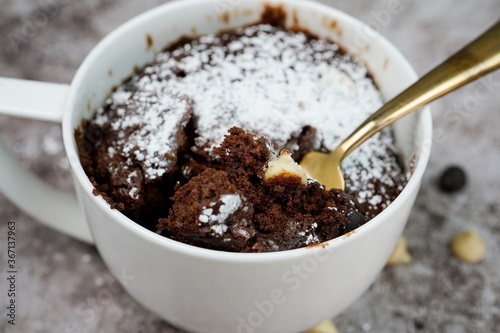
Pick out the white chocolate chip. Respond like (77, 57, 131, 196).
(307, 320, 339, 333)
(450, 231, 486, 263)
(263, 149, 307, 186)
(387, 236, 412, 266)
(322, 67, 356, 93)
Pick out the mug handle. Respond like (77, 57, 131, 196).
(0, 77, 93, 244)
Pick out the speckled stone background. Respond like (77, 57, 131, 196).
(0, 1, 499, 332)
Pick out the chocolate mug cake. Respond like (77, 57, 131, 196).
(75, 7, 407, 252)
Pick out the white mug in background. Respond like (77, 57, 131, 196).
(0, 1, 432, 332)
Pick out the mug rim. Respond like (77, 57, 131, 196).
(62, 0, 433, 262)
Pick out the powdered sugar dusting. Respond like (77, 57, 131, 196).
(95, 89, 191, 180)
(146, 25, 382, 153)
(129, 187, 138, 200)
(297, 222, 320, 245)
(93, 24, 406, 207)
(198, 194, 243, 236)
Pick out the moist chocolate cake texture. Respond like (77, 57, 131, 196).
(75, 15, 408, 252)
(158, 127, 364, 252)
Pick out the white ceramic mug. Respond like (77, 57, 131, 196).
(0, 0, 432, 332)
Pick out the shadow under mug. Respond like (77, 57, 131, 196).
(0, 0, 432, 332)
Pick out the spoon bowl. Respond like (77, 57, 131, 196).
(300, 149, 345, 190)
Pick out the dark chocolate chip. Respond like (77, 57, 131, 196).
(346, 210, 365, 232)
(439, 165, 467, 193)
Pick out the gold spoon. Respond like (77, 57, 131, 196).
(300, 20, 500, 190)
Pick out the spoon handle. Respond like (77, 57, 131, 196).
(337, 20, 500, 159)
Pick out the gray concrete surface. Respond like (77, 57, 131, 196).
(0, 0, 499, 332)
